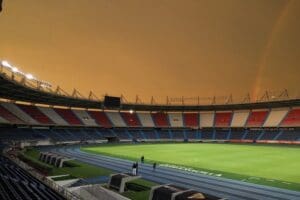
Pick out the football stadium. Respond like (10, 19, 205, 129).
(1, 1, 300, 200)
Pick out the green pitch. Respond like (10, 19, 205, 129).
(82, 143, 300, 191)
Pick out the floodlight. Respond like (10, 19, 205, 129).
(129, 109, 134, 114)
(12, 67, 19, 73)
(1, 60, 11, 68)
(1, 59, 52, 89)
(26, 73, 34, 80)
(40, 82, 51, 88)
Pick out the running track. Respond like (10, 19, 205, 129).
(44, 146, 300, 200)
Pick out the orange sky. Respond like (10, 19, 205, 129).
(0, 0, 299, 104)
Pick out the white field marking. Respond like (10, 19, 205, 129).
(267, 179, 275, 182)
(159, 164, 222, 177)
(249, 177, 260, 180)
(248, 177, 291, 185)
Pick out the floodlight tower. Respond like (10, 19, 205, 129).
(0, 60, 52, 89)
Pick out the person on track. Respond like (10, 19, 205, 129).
(141, 155, 144, 163)
(153, 162, 157, 171)
(136, 162, 139, 175)
(132, 162, 137, 176)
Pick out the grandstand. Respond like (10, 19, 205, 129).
(0, 60, 300, 200)
(0, 155, 64, 200)
(0, 99, 299, 144)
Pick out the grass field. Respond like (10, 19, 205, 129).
(23, 148, 113, 178)
(82, 143, 300, 191)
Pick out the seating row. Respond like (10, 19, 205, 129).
(0, 128, 299, 143)
(0, 102, 300, 128)
(0, 156, 64, 200)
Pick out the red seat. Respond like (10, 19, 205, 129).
(121, 112, 141, 127)
(88, 111, 112, 128)
(152, 112, 169, 127)
(246, 110, 268, 127)
(215, 112, 232, 127)
(0, 105, 23, 124)
(54, 108, 82, 125)
(281, 109, 300, 127)
(18, 104, 54, 124)
(184, 113, 199, 127)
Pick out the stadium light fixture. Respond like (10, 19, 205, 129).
(12, 67, 19, 73)
(1, 59, 52, 88)
(129, 109, 134, 114)
(1, 60, 11, 68)
(40, 83, 50, 88)
(25, 73, 34, 80)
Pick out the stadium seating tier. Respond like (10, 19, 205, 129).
(200, 112, 215, 127)
(54, 108, 83, 125)
(88, 111, 112, 128)
(17, 104, 54, 124)
(0, 156, 64, 200)
(215, 112, 233, 127)
(0, 102, 299, 130)
(246, 110, 269, 127)
(121, 112, 141, 127)
(106, 112, 127, 127)
(263, 108, 289, 127)
(152, 112, 170, 127)
(280, 108, 300, 127)
(136, 113, 155, 127)
(231, 111, 250, 127)
(183, 113, 199, 127)
(0, 104, 24, 124)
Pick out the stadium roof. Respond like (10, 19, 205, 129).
(0, 73, 101, 108)
(1, 73, 300, 112)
